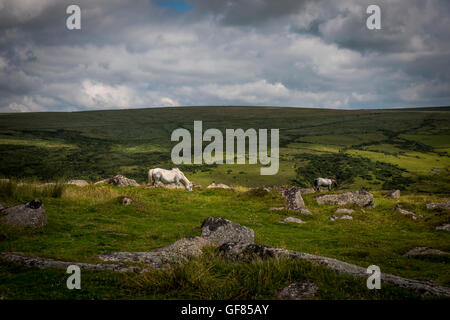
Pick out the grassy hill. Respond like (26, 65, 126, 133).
(0, 106, 449, 192)
(0, 106, 449, 300)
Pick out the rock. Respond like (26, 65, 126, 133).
(0, 252, 143, 273)
(280, 187, 312, 215)
(280, 217, 305, 224)
(335, 208, 354, 214)
(109, 175, 140, 187)
(0, 199, 47, 228)
(330, 215, 353, 221)
(316, 190, 375, 208)
(207, 183, 231, 189)
(397, 208, 423, 220)
(386, 190, 401, 199)
(0, 202, 4, 211)
(219, 243, 450, 297)
(121, 197, 132, 205)
(404, 247, 449, 256)
(99, 236, 212, 269)
(277, 281, 318, 300)
(95, 175, 139, 187)
(66, 179, 89, 187)
(201, 217, 254, 245)
(269, 206, 285, 211)
(426, 201, 450, 210)
(298, 188, 316, 195)
(436, 224, 450, 231)
(94, 178, 110, 185)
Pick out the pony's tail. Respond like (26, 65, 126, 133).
(148, 169, 153, 185)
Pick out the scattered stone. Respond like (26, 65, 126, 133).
(207, 183, 232, 189)
(426, 201, 450, 210)
(201, 217, 254, 245)
(121, 197, 132, 205)
(66, 179, 89, 187)
(386, 189, 401, 199)
(280, 187, 312, 215)
(219, 243, 450, 297)
(277, 281, 318, 300)
(316, 190, 375, 208)
(269, 206, 285, 211)
(404, 247, 449, 257)
(0, 199, 47, 228)
(280, 217, 305, 224)
(397, 208, 423, 220)
(436, 224, 450, 231)
(99, 236, 212, 269)
(0, 252, 143, 273)
(330, 215, 353, 221)
(335, 208, 354, 214)
(95, 175, 139, 187)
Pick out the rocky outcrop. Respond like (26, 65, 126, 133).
(280, 187, 312, 215)
(404, 247, 449, 257)
(0, 252, 143, 273)
(201, 217, 254, 245)
(397, 208, 423, 220)
(436, 224, 450, 231)
(95, 175, 139, 187)
(99, 236, 212, 269)
(330, 215, 353, 221)
(0, 199, 47, 228)
(426, 201, 450, 210)
(386, 190, 401, 199)
(66, 180, 89, 187)
(335, 208, 354, 214)
(219, 243, 450, 297)
(316, 190, 375, 208)
(207, 183, 232, 189)
(277, 281, 318, 300)
(280, 217, 305, 224)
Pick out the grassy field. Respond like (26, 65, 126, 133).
(0, 106, 449, 299)
(0, 106, 449, 190)
(0, 181, 448, 299)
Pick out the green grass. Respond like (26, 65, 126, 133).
(0, 181, 449, 299)
(0, 106, 449, 299)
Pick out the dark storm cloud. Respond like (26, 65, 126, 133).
(0, 0, 449, 112)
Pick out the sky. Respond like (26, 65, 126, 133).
(0, 0, 449, 112)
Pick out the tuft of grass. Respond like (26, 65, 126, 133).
(0, 180, 66, 204)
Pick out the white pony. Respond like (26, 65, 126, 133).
(314, 177, 338, 192)
(148, 168, 193, 191)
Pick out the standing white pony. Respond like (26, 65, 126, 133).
(314, 177, 338, 192)
(148, 168, 193, 191)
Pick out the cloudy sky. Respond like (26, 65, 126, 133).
(0, 0, 449, 112)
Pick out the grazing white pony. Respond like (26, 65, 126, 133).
(314, 177, 338, 192)
(148, 168, 193, 191)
